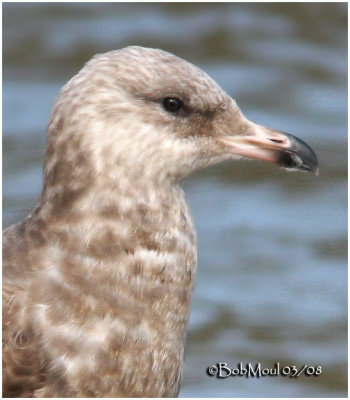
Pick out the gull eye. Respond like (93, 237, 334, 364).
(163, 97, 183, 113)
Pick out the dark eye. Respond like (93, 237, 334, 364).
(163, 97, 183, 113)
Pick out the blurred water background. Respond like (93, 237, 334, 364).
(2, 3, 347, 397)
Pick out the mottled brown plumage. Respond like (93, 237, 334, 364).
(3, 46, 317, 397)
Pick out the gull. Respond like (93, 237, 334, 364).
(2, 46, 318, 397)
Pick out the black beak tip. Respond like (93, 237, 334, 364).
(277, 134, 319, 176)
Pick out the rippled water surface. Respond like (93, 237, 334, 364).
(3, 3, 347, 397)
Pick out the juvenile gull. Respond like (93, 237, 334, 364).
(3, 46, 318, 397)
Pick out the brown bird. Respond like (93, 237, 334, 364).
(2, 46, 318, 397)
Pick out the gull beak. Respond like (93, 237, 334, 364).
(218, 121, 319, 175)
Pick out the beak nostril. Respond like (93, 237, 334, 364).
(269, 139, 284, 144)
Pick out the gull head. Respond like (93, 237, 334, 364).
(44, 46, 318, 191)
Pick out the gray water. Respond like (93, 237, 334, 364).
(3, 3, 347, 397)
